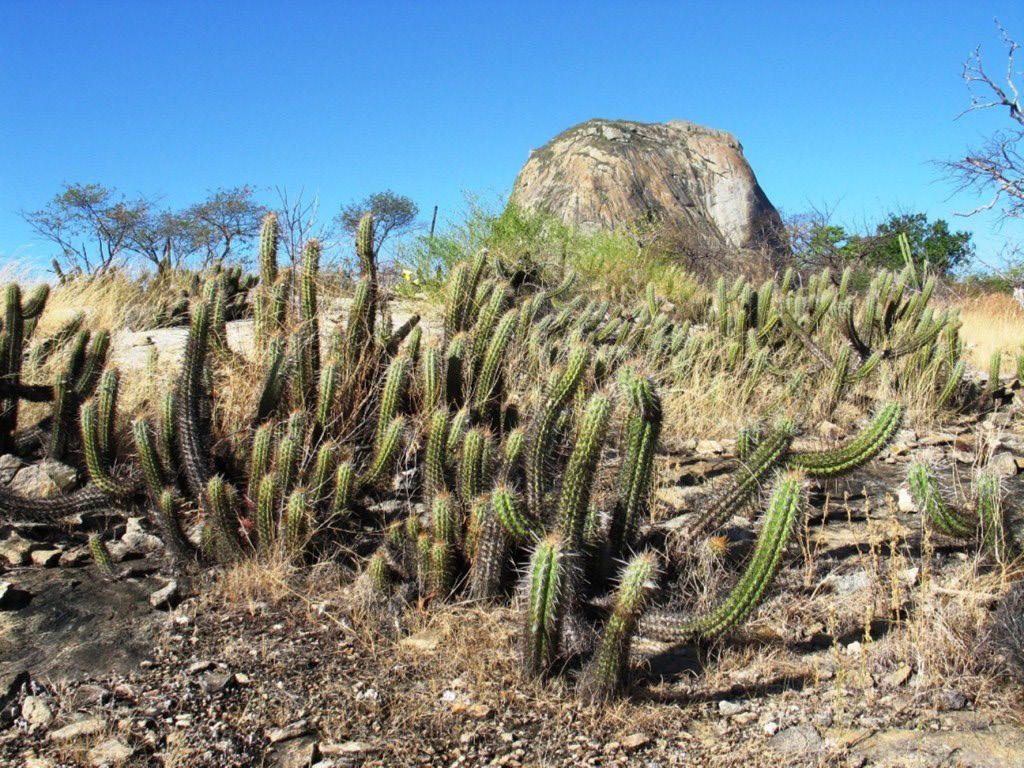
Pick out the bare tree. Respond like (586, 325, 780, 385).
(274, 187, 339, 267)
(946, 23, 1024, 219)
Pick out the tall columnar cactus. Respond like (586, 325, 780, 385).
(176, 301, 213, 498)
(641, 473, 804, 643)
(526, 347, 589, 518)
(423, 408, 449, 501)
(556, 393, 612, 547)
(298, 239, 322, 407)
(471, 309, 519, 425)
(579, 551, 657, 701)
(609, 373, 662, 553)
(521, 534, 572, 677)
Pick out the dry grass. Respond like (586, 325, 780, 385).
(954, 292, 1024, 371)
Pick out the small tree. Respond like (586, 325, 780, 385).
(337, 190, 418, 256)
(22, 183, 153, 275)
(185, 186, 266, 267)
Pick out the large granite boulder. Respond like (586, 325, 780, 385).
(510, 118, 784, 253)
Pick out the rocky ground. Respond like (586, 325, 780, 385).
(2, 315, 1024, 766)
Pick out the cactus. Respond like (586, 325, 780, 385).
(96, 369, 119, 462)
(688, 421, 794, 541)
(974, 472, 1007, 559)
(556, 393, 612, 547)
(80, 400, 134, 500)
(787, 403, 902, 477)
(205, 475, 244, 559)
(908, 462, 975, 539)
(284, 488, 309, 556)
(526, 346, 589, 518)
(376, 356, 410, 447)
(358, 416, 404, 492)
(579, 552, 656, 701)
(133, 419, 167, 501)
(467, 496, 510, 600)
(256, 472, 279, 555)
(458, 427, 489, 504)
(521, 534, 572, 677)
(88, 533, 117, 577)
(326, 461, 353, 520)
(176, 301, 213, 498)
(472, 309, 518, 422)
(609, 373, 661, 552)
(492, 484, 536, 540)
(47, 374, 74, 460)
(154, 489, 195, 566)
(298, 239, 322, 407)
(641, 473, 803, 642)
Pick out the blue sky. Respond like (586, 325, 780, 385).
(3, 1, 1024, 273)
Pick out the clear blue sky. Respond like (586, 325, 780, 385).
(3, 1, 1024, 272)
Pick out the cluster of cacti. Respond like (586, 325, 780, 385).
(0, 283, 113, 482)
(149, 263, 258, 329)
(0, 226, 923, 702)
(694, 265, 967, 415)
(908, 462, 1014, 561)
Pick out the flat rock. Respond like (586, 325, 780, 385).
(149, 580, 179, 609)
(989, 451, 1019, 478)
(30, 548, 62, 567)
(87, 737, 133, 765)
(269, 735, 318, 768)
(21, 694, 54, 729)
(1, 568, 164, 683)
(0, 453, 24, 483)
(8, 464, 60, 498)
(49, 715, 107, 742)
(0, 533, 36, 565)
(846, 723, 1024, 768)
(770, 724, 824, 754)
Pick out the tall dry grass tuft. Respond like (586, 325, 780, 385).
(954, 292, 1024, 371)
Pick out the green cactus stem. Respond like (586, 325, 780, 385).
(642, 473, 803, 643)
(284, 488, 309, 556)
(556, 393, 612, 546)
(88, 533, 117, 578)
(468, 496, 510, 600)
(609, 373, 661, 552)
(175, 302, 213, 498)
(256, 472, 279, 555)
(133, 419, 167, 501)
(579, 551, 657, 701)
(331, 461, 355, 518)
(80, 400, 134, 500)
(908, 462, 975, 539)
(205, 475, 244, 560)
(47, 374, 74, 461)
(492, 484, 537, 540)
(358, 416, 404, 492)
(526, 346, 589, 519)
(787, 403, 902, 477)
(155, 488, 195, 565)
(521, 534, 572, 677)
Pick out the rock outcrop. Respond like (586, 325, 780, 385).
(510, 118, 783, 252)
